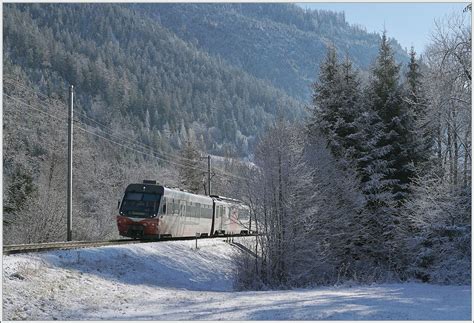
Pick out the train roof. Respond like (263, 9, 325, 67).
(125, 181, 247, 206)
(210, 194, 241, 202)
(125, 181, 213, 204)
(210, 195, 248, 207)
(125, 183, 164, 194)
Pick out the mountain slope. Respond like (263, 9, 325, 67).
(135, 3, 409, 101)
(4, 3, 305, 156)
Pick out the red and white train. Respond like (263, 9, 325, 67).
(116, 180, 254, 239)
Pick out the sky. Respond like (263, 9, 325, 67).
(297, 2, 470, 53)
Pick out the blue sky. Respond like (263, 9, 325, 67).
(297, 2, 470, 53)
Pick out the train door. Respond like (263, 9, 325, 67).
(180, 200, 186, 224)
(214, 204, 223, 234)
(220, 205, 226, 232)
(229, 205, 239, 234)
(165, 197, 182, 237)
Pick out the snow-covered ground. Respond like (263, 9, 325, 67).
(2, 239, 471, 320)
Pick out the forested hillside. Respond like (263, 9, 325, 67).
(4, 3, 304, 157)
(3, 3, 304, 243)
(136, 3, 409, 100)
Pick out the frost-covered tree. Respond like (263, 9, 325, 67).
(403, 176, 471, 284)
(236, 122, 383, 288)
(337, 55, 364, 161)
(178, 138, 205, 194)
(310, 48, 363, 165)
(252, 120, 301, 285)
(403, 47, 433, 175)
(424, 12, 471, 188)
(365, 31, 416, 205)
(401, 10, 471, 285)
(310, 46, 341, 154)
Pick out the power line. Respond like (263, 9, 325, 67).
(4, 92, 213, 175)
(4, 82, 251, 182)
(4, 76, 67, 106)
(75, 124, 215, 175)
(3, 103, 67, 130)
(4, 93, 68, 123)
(74, 118, 250, 182)
(5, 77, 197, 163)
(4, 93, 216, 176)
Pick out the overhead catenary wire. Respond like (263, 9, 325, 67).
(5, 93, 250, 182)
(74, 124, 250, 182)
(4, 75, 252, 180)
(4, 76, 68, 109)
(5, 93, 215, 175)
(4, 93, 68, 123)
(74, 124, 220, 175)
(5, 77, 204, 164)
(3, 102, 68, 130)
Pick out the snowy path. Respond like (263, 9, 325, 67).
(3, 239, 471, 320)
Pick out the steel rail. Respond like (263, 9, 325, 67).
(3, 234, 255, 255)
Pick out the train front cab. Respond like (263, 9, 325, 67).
(117, 182, 215, 239)
(117, 183, 164, 239)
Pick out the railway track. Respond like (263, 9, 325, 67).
(3, 234, 254, 255)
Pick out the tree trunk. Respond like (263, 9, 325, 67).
(447, 119, 453, 185)
(437, 111, 443, 171)
(452, 106, 458, 187)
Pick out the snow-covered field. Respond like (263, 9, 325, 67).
(2, 239, 471, 320)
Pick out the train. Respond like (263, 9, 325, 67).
(116, 180, 254, 239)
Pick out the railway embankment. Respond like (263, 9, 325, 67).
(3, 239, 238, 320)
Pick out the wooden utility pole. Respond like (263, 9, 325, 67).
(200, 154, 212, 196)
(207, 155, 211, 196)
(67, 85, 74, 241)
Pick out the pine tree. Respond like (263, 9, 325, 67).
(335, 55, 363, 161)
(404, 47, 432, 175)
(310, 48, 363, 162)
(365, 32, 415, 205)
(309, 46, 341, 154)
(345, 33, 417, 276)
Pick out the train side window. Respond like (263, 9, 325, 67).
(207, 205, 212, 218)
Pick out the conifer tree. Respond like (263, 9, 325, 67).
(335, 55, 363, 161)
(365, 32, 415, 205)
(404, 47, 432, 175)
(310, 48, 363, 159)
(309, 46, 341, 154)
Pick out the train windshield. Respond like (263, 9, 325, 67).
(120, 192, 161, 218)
